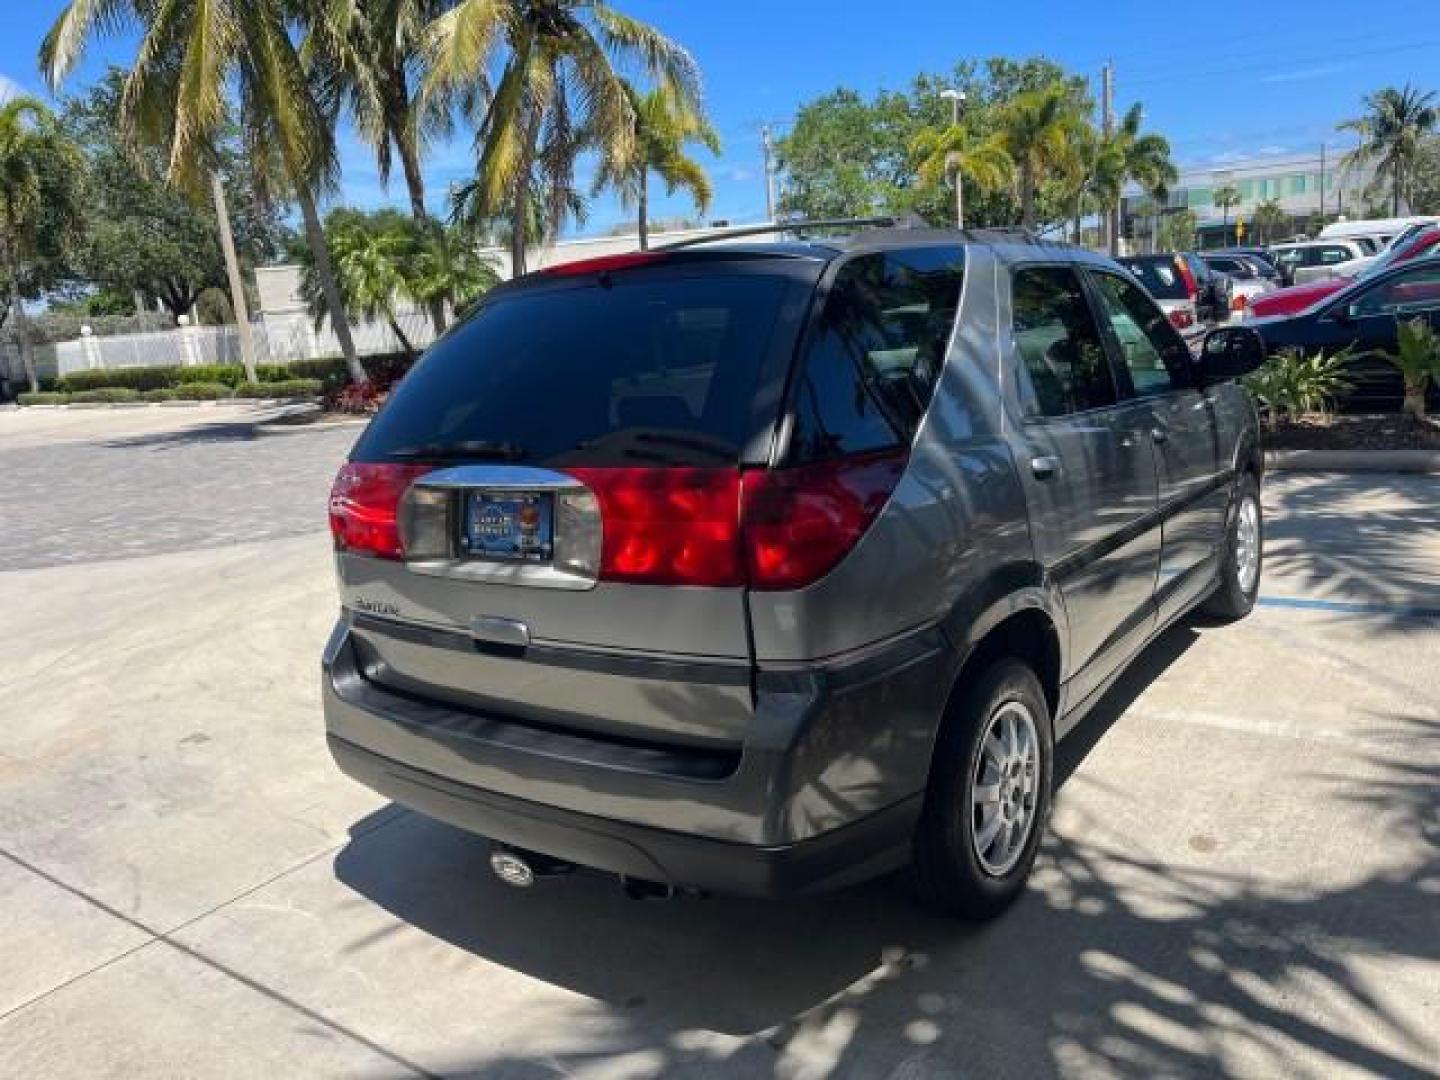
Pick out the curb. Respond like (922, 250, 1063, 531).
(1265, 448, 1440, 473)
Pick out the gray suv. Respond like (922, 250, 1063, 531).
(322, 226, 1265, 920)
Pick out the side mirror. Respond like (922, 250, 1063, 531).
(1198, 326, 1267, 382)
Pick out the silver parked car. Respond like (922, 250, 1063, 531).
(322, 224, 1267, 920)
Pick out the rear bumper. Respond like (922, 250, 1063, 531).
(329, 733, 920, 896)
(322, 613, 951, 895)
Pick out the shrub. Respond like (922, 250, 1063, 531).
(327, 381, 385, 414)
(1243, 349, 1352, 429)
(142, 388, 179, 402)
(1384, 318, 1440, 421)
(58, 365, 177, 392)
(18, 391, 68, 406)
(233, 378, 322, 399)
(175, 363, 247, 387)
(68, 387, 143, 403)
(173, 381, 233, 400)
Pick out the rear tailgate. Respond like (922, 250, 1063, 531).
(332, 254, 822, 749)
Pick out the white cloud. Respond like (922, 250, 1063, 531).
(728, 167, 755, 183)
(1261, 62, 1354, 85)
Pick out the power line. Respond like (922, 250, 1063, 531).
(1122, 38, 1440, 89)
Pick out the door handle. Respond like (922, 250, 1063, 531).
(1030, 455, 1060, 480)
(1150, 427, 1169, 444)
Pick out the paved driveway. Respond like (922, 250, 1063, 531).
(0, 409, 1436, 1078)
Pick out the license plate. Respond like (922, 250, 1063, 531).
(461, 492, 554, 562)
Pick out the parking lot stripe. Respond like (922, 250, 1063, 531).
(1258, 596, 1440, 619)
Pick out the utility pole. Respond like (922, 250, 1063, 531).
(761, 125, 777, 223)
(1319, 142, 1327, 227)
(210, 171, 258, 383)
(941, 88, 967, 229)
(1101, 62, 1116, 253)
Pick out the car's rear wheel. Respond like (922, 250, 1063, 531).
(1202, 471, 1263, 620)
(912, 659, 1053, 920)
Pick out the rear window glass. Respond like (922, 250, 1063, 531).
(1119, 257, 1187, 299)
(355, 273, 794, 467)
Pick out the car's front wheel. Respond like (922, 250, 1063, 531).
(912, 659, 1053, 920)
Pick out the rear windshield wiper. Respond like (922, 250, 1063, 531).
(387, 440, 529, 462)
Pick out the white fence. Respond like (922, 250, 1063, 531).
(1, 306, 439, 384)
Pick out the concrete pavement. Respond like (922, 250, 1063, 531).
(0, 411, 1436, 1078)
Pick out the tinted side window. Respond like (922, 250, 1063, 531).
(787, 248, 964, 462)
(1351, 264, 1440, 316)
(1089, 272, 1193, 397)
(1011, 267, 1117, 418)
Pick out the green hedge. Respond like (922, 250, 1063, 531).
(175, 363, 247, 387)
(174, 381, 233, 400)
(142, 388, 179, 402)
(59, 367, 176, 392)
(69, 387, 142, 403)
(51, 352, 416, 396)
(18, 391, 68, 406)
(233, 378, 322, 399)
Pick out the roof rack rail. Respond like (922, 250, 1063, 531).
(653, 215, 908, 251)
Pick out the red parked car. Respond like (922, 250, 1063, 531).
(1248, 225, 1440, 319)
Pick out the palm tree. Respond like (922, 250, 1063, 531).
(405, 218, 500, 321)
(910, 122, 1015, 227)
(1340, 85, 1439, 215)
(309, 214, 420, 353)
(0, 97, 81, 392)
(996, 84, 1084, 230)
(41, 0, 371, 385)
(420, 0, 699, 275)
(308, 0, 453, 333)
(1092, 104, 1176, 255)
(593, 81, 720, 250)
(1212, 185, 1242, 246)
(1252, 198, 1288, 244)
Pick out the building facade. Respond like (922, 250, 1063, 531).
(1122, 150, 1378, 250)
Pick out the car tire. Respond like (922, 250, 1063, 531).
(912, 659, 1053, 921)
(1202, 471, 1263, 620)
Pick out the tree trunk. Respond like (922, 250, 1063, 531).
(637, 167, 649, 250)
(387, 312, 415, 357)
(1021, 165, 1036, 230)
(389, 91, 447, 338)
(1403, 380, 1426, 421)
(510, 186, 528, 277)
(3, 240, 38, 394)
(297, 187, 368, 385)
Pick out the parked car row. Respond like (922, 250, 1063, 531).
(1117, 225, 1440, 413)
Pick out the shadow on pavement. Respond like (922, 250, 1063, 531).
(332, 621, 1439, 1077)
(1262, 472, 1440, 622)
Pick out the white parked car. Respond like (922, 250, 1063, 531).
(1269, 240, 1372, 286)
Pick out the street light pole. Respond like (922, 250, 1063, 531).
(941, 89, 967, 229)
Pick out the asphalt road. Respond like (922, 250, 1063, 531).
(0, 407, 1436, 1078)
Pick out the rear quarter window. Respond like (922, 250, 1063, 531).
(785, 247, 964, 462)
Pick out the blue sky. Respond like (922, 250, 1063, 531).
(4, 0, 1438, 235)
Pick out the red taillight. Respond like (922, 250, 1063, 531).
(564, 452, 906, 590)
(1167, 308, 1195, 330)
(1174, 255, 1199, 300)
(541, 252, 668, 276)
(1231, 293, 1249, 312)
(739, 450, 907, 591)
(328, 462, 434, 559)
(563, 468, 744, 587)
